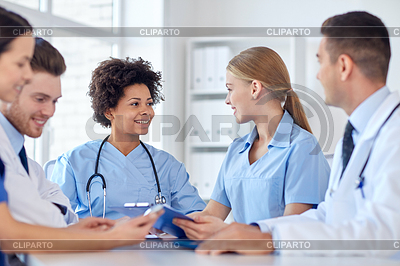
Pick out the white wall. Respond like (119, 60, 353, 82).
(163, 0, 400, 160)
(119, 0, 164, 149)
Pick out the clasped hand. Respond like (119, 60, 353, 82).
(173, 215, 227, 240)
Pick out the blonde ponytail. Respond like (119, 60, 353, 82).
(283, 90, 312, 133)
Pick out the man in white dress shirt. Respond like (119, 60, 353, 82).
(196, 11, 400, 257)
(0, 37, 78, 227)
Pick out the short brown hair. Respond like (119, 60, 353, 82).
(31, 37, 66, 76)
(321, 11, 390, 83)
(89, 57, 164, 127)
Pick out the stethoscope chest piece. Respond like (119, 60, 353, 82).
(155, 193, 166, 205)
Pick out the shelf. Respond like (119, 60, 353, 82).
(190, 143, 229, 153)
(190, 89, 227, 96)
(190, 142, 230, 148)
(188, 37, 291, 49)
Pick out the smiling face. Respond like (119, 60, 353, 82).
(108, 84, 155, 140)
(0, 36, 35, 103)
(2, 71, 62, 138)
(225, 71, 254, 124)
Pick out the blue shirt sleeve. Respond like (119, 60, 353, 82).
(0, 158, 8, 203)
(50, 155, 79, 212)
(284, 137, 330, 205)
(210, 151, 231, 208)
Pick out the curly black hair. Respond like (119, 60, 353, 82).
(88, 57, 164, 127)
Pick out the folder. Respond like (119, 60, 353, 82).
(215, 46, 232, 91)
(109, 205, 150, 217)
(204, 46, 216, 90)
(193, 48, 205, 90)
(208, 99, 238, 144)
(152, 205, 194, 238)
(190, 101, 211, 143)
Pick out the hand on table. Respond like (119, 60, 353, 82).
(115, 216, 131, 225)
(195, 222, 274, 255)
(106, 209, 164, 245)
(68, 217, 116, 232)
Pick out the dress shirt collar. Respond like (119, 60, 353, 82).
(349, 86, 390, 138)
(239, 110, 293, 154)
(0, 112, 24, 154)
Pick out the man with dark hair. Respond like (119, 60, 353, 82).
(193, 11, 400, 256)
(0, 37, 78, 227)
(320, 11, 390, 84)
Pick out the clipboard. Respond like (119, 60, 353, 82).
(150, 205, 194, 239)
(109, 202, 153, 217)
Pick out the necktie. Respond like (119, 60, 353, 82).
(341, 121, 354, 178)
(0, 158, 4, 178)
(19, 146, 29, 175)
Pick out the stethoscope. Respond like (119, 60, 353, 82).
(86, 135, 166, 218)
(355, 103, 400, 199)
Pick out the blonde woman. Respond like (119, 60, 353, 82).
(174, 46, 330, 239)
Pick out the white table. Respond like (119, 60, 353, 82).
(28, 249, 400, 266)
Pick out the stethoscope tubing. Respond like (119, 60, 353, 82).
(86, 135, 166, 217)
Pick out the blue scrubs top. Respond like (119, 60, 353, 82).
(51, 141, 206, 219)
(211, 111, 330, 224)
(0, 158, 8, 266)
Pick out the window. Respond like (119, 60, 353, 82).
(2, 0, 164, 166)
(3, 0, 39, 10)
(52, 0, 113, 27)
(2, 0, 117, 165)
(49, 37, 114, 159)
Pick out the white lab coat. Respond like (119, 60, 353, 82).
(0, 124, 78, 227)
(257, 91, 400, 256)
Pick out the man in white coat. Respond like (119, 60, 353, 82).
(0, 37, 78, 227)
(195, 11, 400, 256)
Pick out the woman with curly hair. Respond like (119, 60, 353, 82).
(51, 57, 206, 219)
(0, 8, 162, 263)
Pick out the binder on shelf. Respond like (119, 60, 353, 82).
(190, 151, 204, 192)
(203, 100, 213, 141)
(215, 46, 232, 91)
(207, 99, 238, 145)
(193, 48, 205, 90)
(189, 99, 240, 144)
(190, 151, 226, 199)
(189, 101, 211, 143)
(220, 101, 239, 144)
(205, 152, 226, 198)
(193, 46, 231, 92)
(204, 46, 217, 90)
